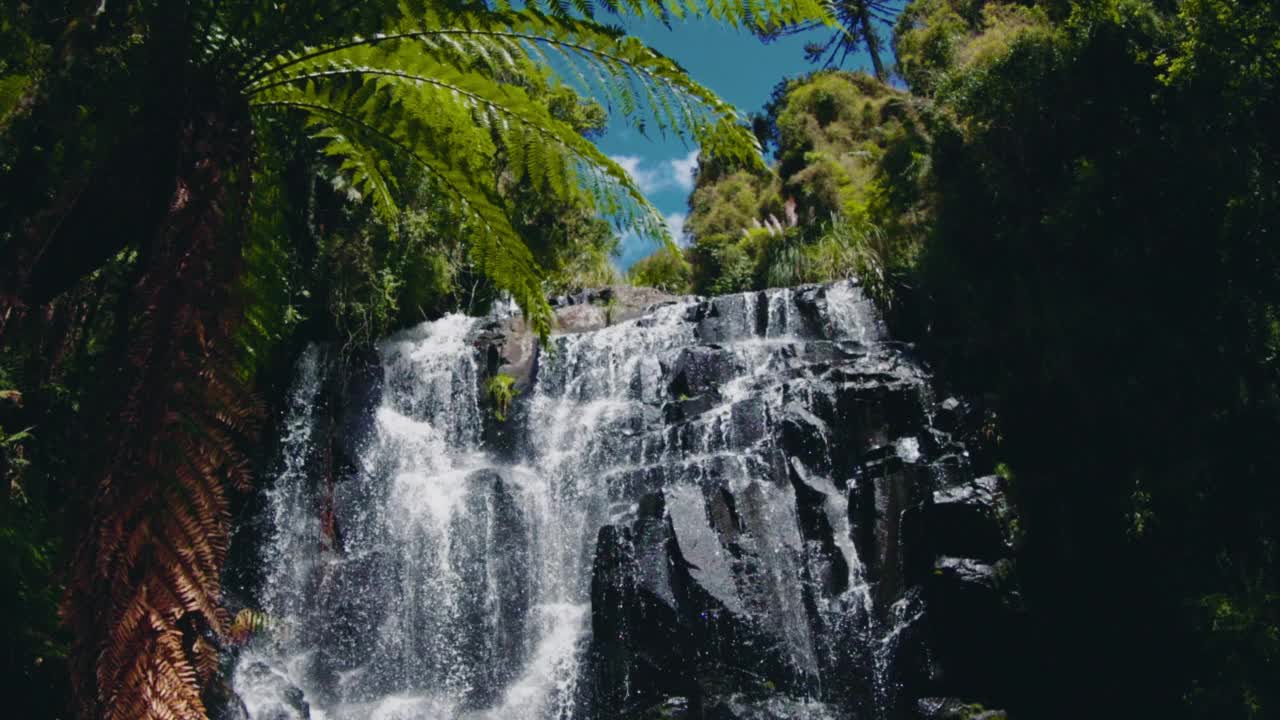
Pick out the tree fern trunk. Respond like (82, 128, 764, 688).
(67, 94, 259, 720)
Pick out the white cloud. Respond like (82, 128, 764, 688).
(609, 154, 663, 194)
(670, 150, 699, 192)
(609, 150, 701, 195)
(665, 212, 688, 245)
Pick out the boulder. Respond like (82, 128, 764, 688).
(447, 469, 533, 706)
(666, 346, 746, 399)
(923, 557, 1024, 701)
(310, 548, 394, 685)
(923, 476, 1010, 562)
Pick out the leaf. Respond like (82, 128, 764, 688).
(1, 426, 35, 446)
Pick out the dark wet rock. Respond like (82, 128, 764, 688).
(932, 557, 1008, 593)
(311, 548, 394, 686)
(667, 346, 746, 399)
(590, 524, 644, 717)
(788, 461, 852, 605)
(932, 396, 970, 436)
(923, 557, 1024, 702)
(336, 347, 382, 465)
(210, 678, 252, 720)
(854, 454, 932, 603)
(873, 587, 935, 718)
(694, 293, 761, 343)
(448, 470, 532, 707)
(920, 476, 1009, 562)
(637, 696, 692, 719)
(778, 403, 832, 474)
(726, 395, 771, 448)
(704, 693, 840, 720)
(666, 482, 746, 616)
(589, 498, 702, 717)
(213, 696, 251, 720)
(663, 392, 721, 424)
(791, 284, 830, 331)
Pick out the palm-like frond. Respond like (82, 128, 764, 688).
(242, 6, 785, 331)
(512, 0, 830, 31)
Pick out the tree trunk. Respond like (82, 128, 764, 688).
(66, 89, 259, 720)
(856, 2, 887, 81)
(56, 7, 262, 718)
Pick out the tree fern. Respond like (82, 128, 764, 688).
(240, 6, 781, 332)
(0, 2, 835, 719)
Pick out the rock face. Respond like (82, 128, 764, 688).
(228, 282, 1021, 719)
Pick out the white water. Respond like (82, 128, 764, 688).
(235, 282, 916, 719)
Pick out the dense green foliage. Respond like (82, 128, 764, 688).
(4, 0, 1278, 717)
(631, 0, 1280, 716)
(651, 69, 926, 302)
(0, 2, 828, 718)
(911, 2, 1280, 716)
(628, 245, 694, 293)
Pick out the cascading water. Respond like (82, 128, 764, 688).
(229, 281, 1017, 720)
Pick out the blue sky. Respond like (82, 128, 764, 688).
(594, 17, 876, 268)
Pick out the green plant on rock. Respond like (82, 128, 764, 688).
(603, 296, 620, 326)
(487, 373, 520, 422)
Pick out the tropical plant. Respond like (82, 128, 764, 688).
(805, 214, 902, 304)
(486, 372, 519, 422)
(763, 0, 897, 79)
(0, 2, 831, 719)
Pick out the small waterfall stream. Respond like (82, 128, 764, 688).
(230, 282, 1011, 720)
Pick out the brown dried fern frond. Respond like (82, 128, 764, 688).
(67, 104, 260, 720)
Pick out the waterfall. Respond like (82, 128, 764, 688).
(230, 281, 1011, 720)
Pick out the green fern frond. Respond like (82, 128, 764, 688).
(312, 125, 400, 221)
(518, 0, 832, 32)
(254, 90, 554, 334)
(245, 9, 767, 164)
(235, 3, 830, 330)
